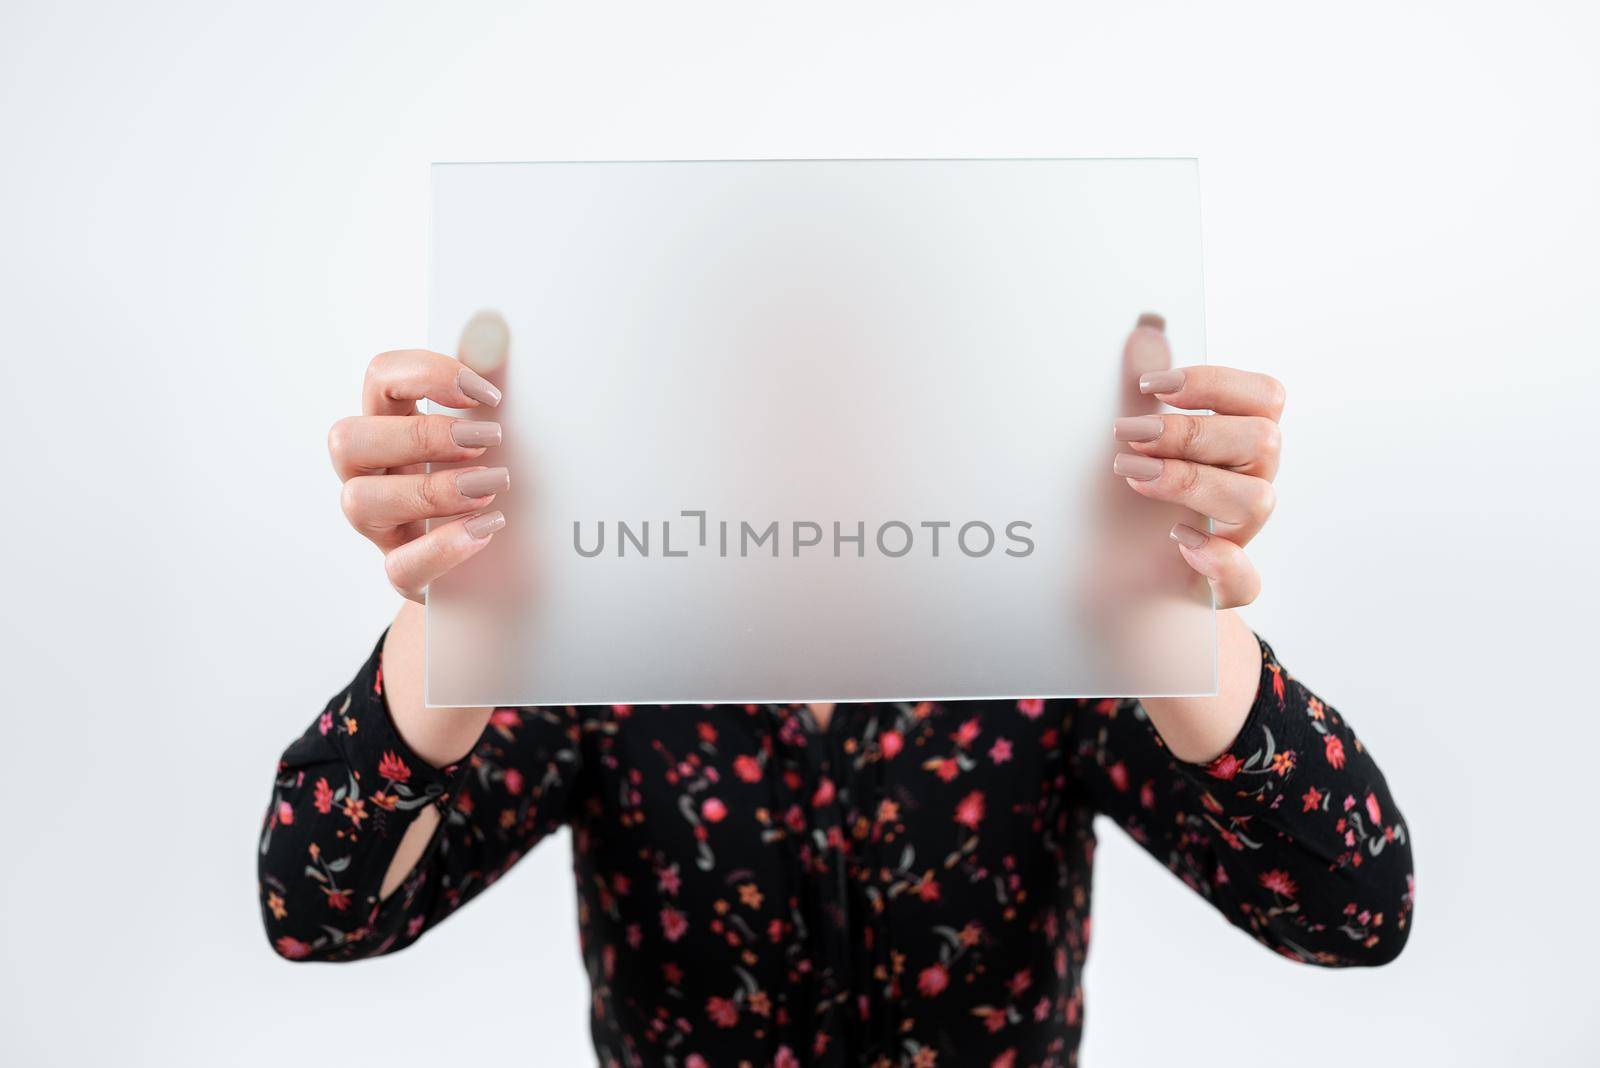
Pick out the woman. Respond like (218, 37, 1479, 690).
(259, 317, 1413, 1067)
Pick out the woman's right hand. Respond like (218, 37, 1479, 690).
(328, 349, 509, 602)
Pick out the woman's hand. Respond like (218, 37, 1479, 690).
(328, 349, 509, 602)
(1115, 317, 1285, 762)
(1112, 356, 1285, 609)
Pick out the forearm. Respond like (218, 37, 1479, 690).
(258, 635, 477, 961)
(1140, 609, 1261, 763)
(381, 600, 495, 767)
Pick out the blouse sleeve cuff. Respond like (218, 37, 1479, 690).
(323, 629, 472, 811)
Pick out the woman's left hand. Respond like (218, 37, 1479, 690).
(1112, 361, 1286, 609)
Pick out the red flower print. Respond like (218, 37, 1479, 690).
(955, 790, 986, 830)
(701, 797, 728, 823)
(880, 730, 904, 759)
(661, 907, 688, 942)
(733, 754, 762, 783)
(993, 1052, 1018, 1068)
(370, 792, 397, 811)
(989, 737, 1013, 765)
(1206, 752, 1242, 780)
(954, 718, 981, 748)
(274, 936, 312, 960)
(706, 996, 739, 1028)
(697, 722, 717, 745)
(1107, 762, 1129, 792)
(775, 1046, 799, 1068)
(1260, 869, 1298, 898)
(503, 767, 524, 796)
(1301, 785, 1324, 812)
(325, 887, 351, 911)
(312, 777, 334, 814)
(917, 963, 950, 996)
(377, 751, 411, 784)
(916, 876, 941, 903)
(812, 778, 836, 808)
(1365, 792, 1382, 825)
(1324, 734, 1346, 769)
(277, 800, 294, 826)
(342, 796, 367, 827)
(932, 758, 960, 783)
(317, 710, 332, 736)
(1017, 697, 1045, 718)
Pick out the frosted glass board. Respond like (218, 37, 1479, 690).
(427, 158, 1215, 706)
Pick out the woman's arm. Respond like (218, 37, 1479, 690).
(1066, 639, 1414, 965)
(257, 630, 582, 962)
(375, 601, 495, 896)
(1140, 609, 1263, 762)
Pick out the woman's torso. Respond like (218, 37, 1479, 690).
(561, 698, 1106, 1067)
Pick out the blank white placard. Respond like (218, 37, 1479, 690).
(427, 158, 1214, 706)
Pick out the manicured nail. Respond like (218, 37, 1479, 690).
(464, 511, 505, 539)
(455, 467, 509, 498)
(1139, 369, 1185, 395)
(450, 420, 501, 448)
(1113, 453, 1164, 480)
(1169, 522, 1208, 549)
(1114, 416, 1165, 442)
(1136, 312, 1166, 332)
(458, 367, 502, 407)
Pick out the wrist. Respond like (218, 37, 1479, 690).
(1139, 610, 1262, 764)
(380, 601, 495, 768)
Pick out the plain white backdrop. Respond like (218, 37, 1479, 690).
(2, 1, 1596, 1065)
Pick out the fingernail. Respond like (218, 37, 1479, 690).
(1114, 415, 1165, 442)
(1113, 453, 1164, 480)
(1139, 369, 1185, 395)
(455, 467, 509, 498)
(450, 420, 501, 448)
(464, 510, 505, 539)
(1169, 522, 1208, 549)
(1136, 312, 1166, 332)
(458, 367, 502, 407)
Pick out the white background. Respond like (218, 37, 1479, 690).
(2, 1, 1596, 1065)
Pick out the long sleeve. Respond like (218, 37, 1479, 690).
(257, 632, 584, 962)
(1065, 636, 1414, 966)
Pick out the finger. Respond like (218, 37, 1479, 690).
(1113, 453, 1276, 545)
(362, 349, 503, 417)
(328, 414, 501, 480)
(1168, 524, 1261, 608)
(383, 511, 506, 603)
(342, 466, 509, 538)
(1138, 365, 1286, 421)
(1118, 314, 1174, 413)
(1114, 414, 1282, 480)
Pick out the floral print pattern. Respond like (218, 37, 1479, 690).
(260, 634, 1412, 1065)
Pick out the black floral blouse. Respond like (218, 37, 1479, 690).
(259, 634, 1413, 1067)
